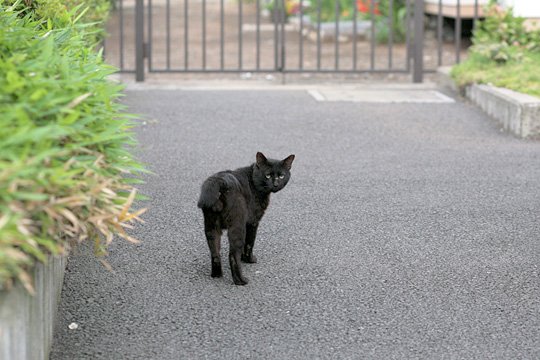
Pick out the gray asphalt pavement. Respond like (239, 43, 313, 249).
(51, 87, 540, 359)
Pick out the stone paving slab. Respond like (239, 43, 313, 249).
(308, 88, 455, 103)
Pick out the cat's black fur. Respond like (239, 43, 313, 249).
(197, 152, 295, 285)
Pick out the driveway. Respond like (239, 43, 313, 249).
(51, 85, 540, 359)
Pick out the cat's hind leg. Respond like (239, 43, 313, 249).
(228, 221, 248, 285)
(203, 211, 223, 278)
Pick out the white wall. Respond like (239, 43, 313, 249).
(500, 0, 540, 18)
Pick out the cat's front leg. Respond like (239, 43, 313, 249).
(241, 223, 258, 263)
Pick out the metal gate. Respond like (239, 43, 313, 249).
(104, 0, 484, 82)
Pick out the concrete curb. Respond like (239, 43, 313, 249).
(0, 255, 66, 360)
(437, 66, 540, 139)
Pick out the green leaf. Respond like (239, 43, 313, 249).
(11, 192, 49, 201)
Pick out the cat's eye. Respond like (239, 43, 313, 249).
(278, 175, 285, 179)
(265, 174, 271, 179)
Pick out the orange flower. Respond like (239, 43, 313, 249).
(357, 0, 381, 15)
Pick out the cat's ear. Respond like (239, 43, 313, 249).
(282, 154, 295, 170)
(256, 152, 268, 167)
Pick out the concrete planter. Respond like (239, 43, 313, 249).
(0, 255, 66, 360)
(466, 85, 540, 138)
(438, 66, 540, 139)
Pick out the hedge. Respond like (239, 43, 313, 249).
(0, 0, 146, 293)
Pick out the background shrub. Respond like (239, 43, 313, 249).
(0, 1, 146, 293)
(304, 0, 408, 43)
(469, 3, 540, 63)
(451, 2, 540, 97)
(3, 0, 112, 45)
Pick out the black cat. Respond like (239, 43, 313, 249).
(197, 152, 295, 285)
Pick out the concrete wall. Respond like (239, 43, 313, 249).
(466, 84, 540, 138)
(0, 255, 66, 360)
(437, 67, 540, 139)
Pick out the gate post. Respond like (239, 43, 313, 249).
(413, 0, 424, 83)
(135, 0, 145, 82)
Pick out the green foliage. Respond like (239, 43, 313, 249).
(2, 0, 111, 45)
(310, 0, 355, 22)
(0, 2, 145, 293)
(372, 1, 407, 44)
(451, 3, 540, 97)
(305, 0, 408, 43)
(451, 52, 540, 97)
(470, 3, 540, 63)
(64, 0, 111, 44)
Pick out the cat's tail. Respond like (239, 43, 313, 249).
(197, 173, 241, 211)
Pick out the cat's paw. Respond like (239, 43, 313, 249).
(241, 254, 257, 263)
(233, 276, 249, 286)
(211, 265, 223, 278)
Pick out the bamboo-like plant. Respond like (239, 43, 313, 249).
(0, 1, 146, 293)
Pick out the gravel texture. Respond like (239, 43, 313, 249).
(51, 89, 540, 359)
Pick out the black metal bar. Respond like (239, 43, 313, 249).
(135, 0, 144, 81)
(148, 0, 152, 71)
(202, 0, 206, 70)
(370, 0, 375, 70)
(353, 0, 357, 70)
(282, 69, 410, 74)
(274, 0, 279, 70)
(456, 0, 461, 63)
(185, 0, 189, 69)
(148, 69, 411, 74)
(166, 0, 170, 70)
(388, 0, 393, 69)
(299, 0, 304, 69)
(406, 0, 411, 71)
(317, 0, 321, 70)
(413, 0, 424, 83)
(119, 0, 124, 70)
(220, 0, 224, 70)
(437, 0, 442, 66)
(280, 0, 286, 71)
(256, 0, 260, 70)
(335, 0, 339, 70)
(239, 0, 243, 69)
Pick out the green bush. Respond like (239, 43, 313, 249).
(371, 1, 407, 44)
(471, 3, 540, 63)
(308, 0, 355, 22)
(0, 1, 146, 293)
(305, 0, 408, 43)
(451, 3, 540, 97)
(3, 0, 112, 45)
(64, 0, 112, 44)
(450, 51, 540, 97)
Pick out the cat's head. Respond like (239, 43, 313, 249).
(253, 152, 295, 193)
